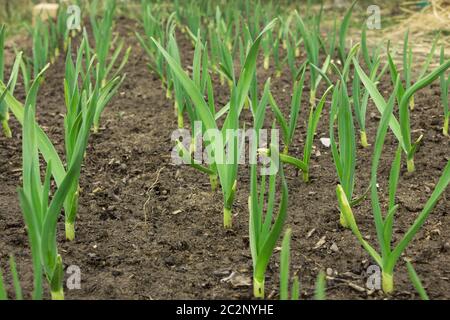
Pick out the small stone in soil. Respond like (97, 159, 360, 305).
(164, 256, 178, 267)
(313, 236, 326, 249)
(112, 270, 123, 277)
(320, 138, 331, 148)
(330, 243, 339, 253)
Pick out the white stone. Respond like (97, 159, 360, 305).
(320, 137, 331, 148)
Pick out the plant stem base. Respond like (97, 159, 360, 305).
(340, 211, 349, 228)
(382, 271, 394, 294)
(177, 113, 184, 129)
(360, 131, 369, 148)
(407, 158, 415, 173)
(65, 222, 75, 241)
(1, 119, 12, 138)
(223, 207, 232, 229)
(302, 171, 309, 183)
(310, 90, 316, 106)
(444, 116, 449, 136)
(253, 278, 265, 298)
(51, 288, 64, 300)
(244, 98, 250, 110)
(263, 56, 270, 70)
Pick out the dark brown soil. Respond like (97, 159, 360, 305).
(0, 17, 449, 300)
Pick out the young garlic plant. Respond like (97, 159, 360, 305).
(0, 25, 20, 138)
(337, 0, 357, 63)
(136, 9, 177, 101)
(47, 4, 70, 63)
(295, 12, 330, 105)
(0, 63, 67, 191)
(247, 72, 288, 298)
(1, 42, 124, 241)
(269, 65, 333, 182)
(320, 16, 337, 60)
(208, 25, 221, 75)
(212, 6, 238, 54)
(352, 71, 370, 148)
(174, 0, 203, 39)
(56, 3, 71, 52)
(330, 46, 373, 227)
(63, 38, 125, 240)
(24, 10, 68, 78)
(17, 67, 94, 300)
(249, 144, 288, 298)
(440, 45, 450, 136)
(285, 33, 305, 82)
(356, 54, 450, 173)
(279, 12, 293, 51)
(166, 29, 186, 128)
(399, 31, 439, 111)
(89, 0, 131, 94)
(154, 19, 277, 228)
(217, 33, 236, 91)
(208, 4, 240, 74)
(272, 30, 283, 78)
(337, 75, 450, 294)
(26, 18, 50, 79)
(173, 32, 221, 191)
(330, 81, 357, 228)
(353, 26, 388, 147)
(261, 18, 274, 71)
(246, 0, 262, 40)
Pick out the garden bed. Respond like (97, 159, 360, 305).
(0, 14, 449, 300)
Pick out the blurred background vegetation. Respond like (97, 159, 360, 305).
(0, 0, 441, 39)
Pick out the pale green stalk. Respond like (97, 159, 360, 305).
(440, 45, 450, 136)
